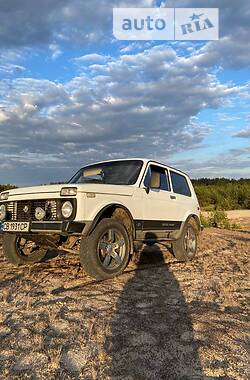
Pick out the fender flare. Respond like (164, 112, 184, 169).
(186, 214, 202, 231)
(84, 203, 135, 238)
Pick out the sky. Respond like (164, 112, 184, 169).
(0, 0, 249, 186)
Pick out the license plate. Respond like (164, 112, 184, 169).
(3, 221, 30, 232)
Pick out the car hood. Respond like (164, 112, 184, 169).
(5, 183, 135, 198)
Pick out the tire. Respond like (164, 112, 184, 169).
(2, 234, 47, 265)
(172, 219, 198, 262)
(80, 218, 131, 280)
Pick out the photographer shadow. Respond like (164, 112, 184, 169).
(105, 242, 205, 379)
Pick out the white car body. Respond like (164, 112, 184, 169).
(0, 158, 201, 241)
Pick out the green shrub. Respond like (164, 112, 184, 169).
(209, 210, 231, 228)
(200, 214, 211, 227)
(201, 211, 241, 230)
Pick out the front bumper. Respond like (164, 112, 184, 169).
(0, 221, 86, 235)
(31, 221, 86, 234)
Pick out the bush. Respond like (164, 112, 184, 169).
(200, 214, 211, 228)
(201, 211, 241, 230)
(209, 210, 231, 228)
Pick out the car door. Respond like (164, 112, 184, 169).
(169, 169, 194, 221)
(141, 164, 181, 238)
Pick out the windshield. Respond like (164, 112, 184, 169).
(69, 160, 143, 185)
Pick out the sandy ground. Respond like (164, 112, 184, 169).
(202, 210, 250, 230)
(225, 210, 250, 219)
(0, 219, 249, 379)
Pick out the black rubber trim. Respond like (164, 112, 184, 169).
(134, 219, 182, 231)
(31, 221, 85, 233)
(65, 222, 85, 233)
(31, 222, 63, 231)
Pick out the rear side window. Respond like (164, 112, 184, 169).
(170, 171, 191, 197)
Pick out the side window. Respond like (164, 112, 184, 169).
(170, 171, 191, 197)
(144, 165, 170, 191)
(159, 169, 169, 191)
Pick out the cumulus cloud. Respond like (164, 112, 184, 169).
(0, 44, 241, 184)
(49, 44, 62, 60)
(0, 0, 249, 71)
(0, 0, 154, 48)
(0, 50, 26, 75)
(0, 1, 249, 183)
(73, 53, 109, 64)
(185, 35, 250, 70)
(233, 127, 250, 138)
(172, 147, 250, 178)
(164, 0, 250, 69)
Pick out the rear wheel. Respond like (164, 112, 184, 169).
(172, 220, 198, 261)
(2, 234, 47, 265)
(80, 218, 130, 280)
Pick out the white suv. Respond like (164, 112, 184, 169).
(0, 158, 202, 279)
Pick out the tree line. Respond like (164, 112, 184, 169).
(192, 178, 250, 210)
(0, 184, 17, 193)
(0, 178, 249, 210)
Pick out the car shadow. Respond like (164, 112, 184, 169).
(41, 249, 67, 262)
(104, 243, 205, 379)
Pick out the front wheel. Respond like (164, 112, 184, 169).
(172, 220, 198, 262)
(80, 218, 131, 280)
(2, 234, 47, 265)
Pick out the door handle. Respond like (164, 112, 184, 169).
(170, 195, 176, 199)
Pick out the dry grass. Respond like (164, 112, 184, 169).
(0, 222, 249, 379)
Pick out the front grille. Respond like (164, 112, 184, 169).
(6, 199, 58, 221)
(6, 202, 17, 221)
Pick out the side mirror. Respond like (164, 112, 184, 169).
(150, 171, 161, 189)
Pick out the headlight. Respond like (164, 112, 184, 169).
(0, 192, 9, 201)
(61, 201, 73, 219)
(0, 204, 6, 221)
(60, 187, 77, 196)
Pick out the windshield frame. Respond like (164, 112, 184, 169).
(68, 159, 144, 186)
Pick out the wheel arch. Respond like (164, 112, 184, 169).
(186, 213, 201, 231)
(85, 203, 135, 241)
(169, 213, 201, 240)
